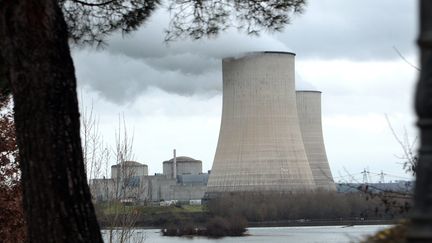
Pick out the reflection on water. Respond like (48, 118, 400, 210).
(102, 225, 391, 243)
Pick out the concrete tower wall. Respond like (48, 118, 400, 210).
(296, 91, 336, 191)
(207, 52, 316, 193)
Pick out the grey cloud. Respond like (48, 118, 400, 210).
(73, 9, 292, 103)
(73, 50, 221, 104)
(73, 0, 416, 103)
(146, 53, 219, 75)
(106, 0, 416, 62)
(103, 8, 291, 74)
(106, 29, 291, 75)
(106, 10, 169, 59)
(277, 0, 416, 60)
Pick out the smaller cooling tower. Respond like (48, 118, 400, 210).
(296, 91, 336, 191)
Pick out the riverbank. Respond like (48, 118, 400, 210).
(247, 219, 395, 227)
(96, 202, 401, 229)
(100, 215, 396, 230)
(101, 225, 392, 243)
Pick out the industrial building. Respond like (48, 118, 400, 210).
(90, 155, 209, 203)
(207, 51, 336, 194)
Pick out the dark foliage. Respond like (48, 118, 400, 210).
(161, 222, 199, 236)
(207, 191, 412, 222)
(161, 215, 247, 237)
(165, 0, 306, 41)
(403, 156, 417, 175)
(61, 0, 161, 45)
(58, 0, 306, 45)
(205, 216, 247, 237)
(355, 184, 412, 217)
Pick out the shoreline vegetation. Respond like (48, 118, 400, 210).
(99, 219, 395, 230)
(95, 191, 411, 237)
(161, 216, 248, 237)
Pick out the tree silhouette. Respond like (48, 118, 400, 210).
(407, 1, 432, 241)
(0, 0, 306, 241)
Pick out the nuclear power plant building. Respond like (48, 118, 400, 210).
(207, 52, 318, 193)
(90, 157, 209, 203)
(90, 51, 336, 203)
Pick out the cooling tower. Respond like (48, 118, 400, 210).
(207, 52, 316, 193)
(296, 91, 336, 191)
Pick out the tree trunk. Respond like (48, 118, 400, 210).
(408, 1, 432, 242)
(0, 0, 103, 242)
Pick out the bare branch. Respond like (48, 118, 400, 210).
(393, 46, 420, 71)
(385, 114, 418, 175)
(71, 0, 116, 7)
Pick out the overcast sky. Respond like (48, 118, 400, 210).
(73, 0, 418, 183)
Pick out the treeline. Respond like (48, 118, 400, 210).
(94, 190, 412, 231)
(206, 191, 412, 222)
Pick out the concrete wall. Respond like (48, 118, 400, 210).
(171, 185, 207, 201)
(91, 159, 207, 203)
(296, 91, 336, 191)
(207, 52, 316, 193)
(162, 162, 172, 178)
(143, 175, 177, 202)
(90, 179, 115, 202)
(90, 177, 147, 202)
(145, 175, 207, 201)
(91, 175, 207, 202)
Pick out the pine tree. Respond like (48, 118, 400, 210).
(0, 1, 306, 241)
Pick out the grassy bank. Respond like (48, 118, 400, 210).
(96, 204, 210, 228)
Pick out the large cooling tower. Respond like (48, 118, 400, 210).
(296, 91, 336, 191)
(207, 52, 316, 193)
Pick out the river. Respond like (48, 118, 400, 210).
(102, 225, 390, 243)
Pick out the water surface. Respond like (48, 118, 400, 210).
(102, 225, 390, 243)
